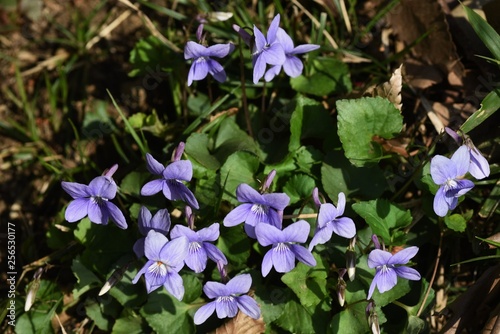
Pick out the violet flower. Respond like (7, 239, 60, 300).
(255, 220, 316, 277)
(184, 41, 234, 86)
(133, 206, 171, 258)
(132, 230, 188, 300)
(61, 166, 127, 229)
(264, 28, 319, 81)
(308, 191, 356, 251)
(251, 14, 286, 84)
(193, 274, 260, 325)
(141, 152, 199, 209)
(445, 127, 490, 179)
(170, 223, 227, 273)
(367, 246, 421, 299)
(431, 146, 475, 217)
(223, 183, 290, 239)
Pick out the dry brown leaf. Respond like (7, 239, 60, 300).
(404, 59, 443, 89)
(210, 311, 265, 334)
(375, 64, 403, 111)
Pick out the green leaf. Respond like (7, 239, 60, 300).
(181, 274, 202, 304)
(140, 289, 195, 334)
(184, 133, 221, 170)
(460, 89, 500, 134)
(113, 313, 149, 334)
(71, 257, 100, 299)
(283, 174, 316, 205)
(275, 298, 315, 334)
(463, 5, 500, 61)
(352, 199, 412, 245)
(128, 36, 174, 77)
(214, 116, 261, 162)
(289, 96, 323, 152)
(219, 151, 260, 205)
(406, 315, 426, 334)
(337, 97, 403, 166)
(281, 254, 331, 311)
(328, 301, 369, 334)
(444, 213, 467, 232)
(476, 236, 500, 248)
(120, 171, 151, 197)
(216, 225, 251, 268)
(291, 58, 352, 96)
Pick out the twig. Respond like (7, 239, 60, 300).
(85, 9, 132, 50)
(283, 213, 318, 219)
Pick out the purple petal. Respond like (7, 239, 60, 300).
(105, 202, 127, 229)
(292, 44, 320, 55)
(318, 203, 339, 228)
(133, 238, 145, 258)
(290, 244, 316, 267)
(144, 262, 168, 292)
(159, 236, 189, 268)
(282, 220, 310, 243)
(203, 281, 227, 299)
(451, 146, 471, 177)
(388, 246, 419, 265)
(233, 24, 252, 46)
(163, 180, 199, 209)
(394, 266, 421, 281)
(261, 250, 273, 277)
(197, 223, 220, 242)
(368, 249, 392, 268)
(330, 217, 356, 239)
(445, 127, 462, 145)
(430, 155, 455, 185)
(262, 44, 286, 65)
(308, 225, 334, 251)
(141, 179, 164, 196)
(367, 277, 377, 300)
(184, 41, 207, 59)
(253, 54, 267, 84)
(187, 63, 196, 86)
(275, 28, 294, 53)
(170, 224, 197, 241)
(433, 186, 449, 217)
(185, 244, 208, 273)
(272, 243, 296, 273)
(88, 201, 109, 225)
(454, 179, 474, 196)
(283, 56, 303, 78)
(226, 274, 252, 295)
(204, 243, 228, 264)
(336, 192, 347, 216)
(163, 160, 193, 180)
(145, 153, 165, 175)
(263, 192, 290, 210)
(138, 206, 153, 235)
(145, 230, 168, 260)
(255, 223, 282, 246)
(65, 198, 89, 222)
(267, 209, 283, 230)
(267, 14, 281, 43)
(149, 209, 171, 234)
(188, 59, 209, 84)
(237, 295, 261, 319)
(206, 58, 226, 83)
(206, 43, 234, 58)
(469, 147, 490, 179)
(444, 194, 459, 211)
(163, 271, 185, 301)
(88, 176, 116, 199)
(216, 298, 238, 319)
(194, 302, 216, 325)
(253, 26, 266, 51)
(244, 223, 257, 239)
(264, 64, 282, 82)
(236, 184, 263, 203)
(132, 261, 150, 284)
(61, 181, 90, 199)
(375, 267, 398, 294)
(223, 203, 252, 227)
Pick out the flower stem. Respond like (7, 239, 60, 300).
(238, 39, 253, 138)
(282, 213, 318, 219)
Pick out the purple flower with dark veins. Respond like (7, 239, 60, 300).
(132, 230, 188, 300)
(251, 14, 286, 84)
(431, 146, 475, 217)
(193, 274, 260, 325)
(133, 206, 171, 258)
(255, 220, 316, 277)
(308, 191, 356, 251)
(170, 223, 227, 273)
(223, 180, 289, 239)
(141, 152, 199, 209)
(264, 28, 320, 82)
(367, 246, 421, 299)
(61, 165, 127, 229)
(184, 41, 234, 86)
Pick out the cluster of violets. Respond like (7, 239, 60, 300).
(430, 127, 490, 217)
(184, 14, 320, 86)
(62, 141, 426, 327)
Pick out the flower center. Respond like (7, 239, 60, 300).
(217, 295, 235, 303)
(189, 241, 202, 253)
(251, 204, 269, 215)
(195, 56, 206, 63)
(274, 242, 290, 252)
(148, 261, 168, 277)
(91, 196, 108, 205)
(445, 178, 458, 191)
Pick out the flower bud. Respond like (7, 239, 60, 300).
(99, 264, 129, 296)
(25, 267, 44, 312)
(172, 142, 186, 162)
(262, 169, 276, 192)
(337, 278, 346, 307)
(346, 236, 357, 281)
(365, 301, 380, 334)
